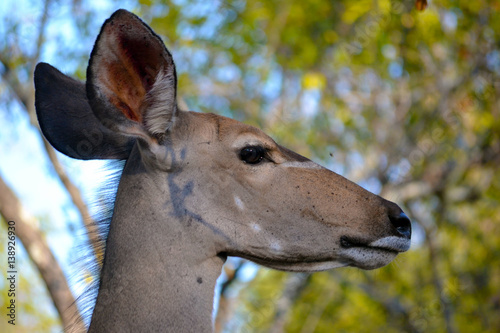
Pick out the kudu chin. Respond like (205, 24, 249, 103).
(34, 9, 411, 332)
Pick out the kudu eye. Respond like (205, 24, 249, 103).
(240, 146, 266, 164)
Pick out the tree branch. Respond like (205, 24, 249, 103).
(0, 174, 85, 332)
(406, 205, 457, 333)
(0, 2, 102, 260)
(270, 273, 310, 333)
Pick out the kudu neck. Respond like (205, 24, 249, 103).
(89, 147, 224, 332)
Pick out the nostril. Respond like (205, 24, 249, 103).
(390, 213, 412, 239)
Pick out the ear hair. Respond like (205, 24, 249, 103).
(143, 68, 178, 137)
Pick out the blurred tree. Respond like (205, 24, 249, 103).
(0, 176, 83, 331)
(0, 0, 118, 331)
(0, 0, 498, 332)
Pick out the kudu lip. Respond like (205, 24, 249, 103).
(338, 233, 411, 270)
(340, 235, 411, 253)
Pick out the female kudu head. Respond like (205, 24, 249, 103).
(35, 9, 411, 331)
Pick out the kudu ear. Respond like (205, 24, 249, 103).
(86, 9, 177, 143)
(34, 62, 134, 159)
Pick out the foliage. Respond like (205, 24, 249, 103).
(1, 0, 498, 331)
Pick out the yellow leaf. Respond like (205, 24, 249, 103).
(302, 72, 326, 90)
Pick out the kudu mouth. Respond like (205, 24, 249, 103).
(339, 212, 412, 269)
(340, 234, 411, 253)
(340, 212, 412, 250)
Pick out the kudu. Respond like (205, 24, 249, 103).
(34, 9, 411, 332)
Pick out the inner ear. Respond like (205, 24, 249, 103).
(86, 9, 177, 139)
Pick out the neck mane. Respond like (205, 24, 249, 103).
(85, 147, 225, 332)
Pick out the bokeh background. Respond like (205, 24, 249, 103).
(1, 0, 499, 332)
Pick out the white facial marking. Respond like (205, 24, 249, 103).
(281, 161, 323, 170)
(270, 241, 282, 252)
(234, 196, 245, 211)
(231, 134, 270, 150)
(250, 223, 262, 232)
